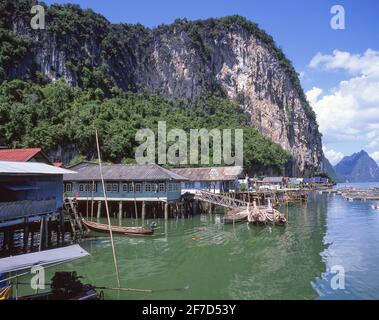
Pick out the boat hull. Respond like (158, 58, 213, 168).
(82, 219, 154, 235)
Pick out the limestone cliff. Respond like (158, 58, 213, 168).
(1, 1, 323, 176)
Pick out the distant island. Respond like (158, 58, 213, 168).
(325, 150, 379, 183)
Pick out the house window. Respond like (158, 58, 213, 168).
(185, 182, 195, 189)
(200, 182, 210, 189)
(145, 183, 151, 192)
(135, 183, 142, 192)
(65, 183, 72, 192)
(129, 183, 134, 192)
(159, 183, 165, 192)
(106, 183, 119, 192)
(79, 183, 96, 192)
(122, 183, 128, 192)
(84, 183, 95, 192)
(168, 183, 173, 192)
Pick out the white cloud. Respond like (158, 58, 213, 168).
(309, 49, 379, 78)
(370, 151, 379, 164)
(323, 147, 344, 165)
(307, 49, 379, 150)
(306, 87, 323, 105)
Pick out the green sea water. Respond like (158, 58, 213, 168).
(16, 184, 379, 299)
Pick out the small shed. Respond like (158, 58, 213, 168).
(171, 166, 244, 193)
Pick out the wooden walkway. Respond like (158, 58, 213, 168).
(194, 190, 250, 209)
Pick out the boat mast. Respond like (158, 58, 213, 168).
(95, 129, 121, 288)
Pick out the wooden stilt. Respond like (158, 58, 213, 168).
(60, 210, 65, 245)
(23, 217, 29, 253)
(44, 216, 48, 249)
(30, 231, 34, 251)
(97, 201, 102, 219)
(164, 202, 169, 220)
(142, 201, 146, 225)
(39, 217, 44, 251)
(119, 201, 123, 226)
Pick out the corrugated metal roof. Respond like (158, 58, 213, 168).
(0, 161, 76, 175)
(0, 244, 89, 273)
(171, 166, 244, 181)
(63, 163, 187, 181)
(0, 148, 49, 162)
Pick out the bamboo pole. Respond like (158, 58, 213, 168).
(95, 129, 121, 288)
(133, 181, 142, 224)
(90, 181, 94, 221)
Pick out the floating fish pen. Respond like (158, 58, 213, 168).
(341, 188, 379, 201)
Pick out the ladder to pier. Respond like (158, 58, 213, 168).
(194, 190, 250, 209)
(63, 198, 87, 239)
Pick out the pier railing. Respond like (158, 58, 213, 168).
(194, 190, 249, 209)
(0, 199, 56, 221)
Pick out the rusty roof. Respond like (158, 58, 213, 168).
(63, 162, 187, 182)
(0, 148, 51, 163)
(171, 166, 244, 181)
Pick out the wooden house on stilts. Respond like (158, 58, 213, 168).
(63, 162, 188, 220)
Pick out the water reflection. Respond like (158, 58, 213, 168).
(19, 191, 369, 300)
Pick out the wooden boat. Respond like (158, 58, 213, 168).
(82, 219, 154, 236)
(223, 208, 248, 224)
(18, 272, 102, 300)
(263, 208, 287, 225)
(247, 202, 266, 224)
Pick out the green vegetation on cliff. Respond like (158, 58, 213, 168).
(0, 80, 291, 173)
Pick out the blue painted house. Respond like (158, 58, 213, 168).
(63, 162, 187, 203)
(0, 161, 75, 227)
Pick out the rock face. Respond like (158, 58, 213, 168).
(334, 150, 379, 182)
(322, 156, 344, 183)
(2, 2, 323, 176)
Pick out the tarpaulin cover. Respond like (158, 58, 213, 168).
(0, 245, 89, 274)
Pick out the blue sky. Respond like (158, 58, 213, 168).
(44, 0, 379, 164)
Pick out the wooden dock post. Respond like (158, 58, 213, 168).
(118, 201, 123, 225)
(142, 201, 146, 225)
(164, 202, 169, 220)
(60, 210, 65, 245)
(23, 217, 29, 253)
(44, 216, 48, 249)
(97, 201, 102, 219)
(39, 217, 44, 251)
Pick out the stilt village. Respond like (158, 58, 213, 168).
(1, 146, 376, 300)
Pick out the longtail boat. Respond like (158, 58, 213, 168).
(247, 207, 266, 224)
(262, 208, 287, 225)
(82, 219, 155, 236)
(223, 207, 248, 224)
